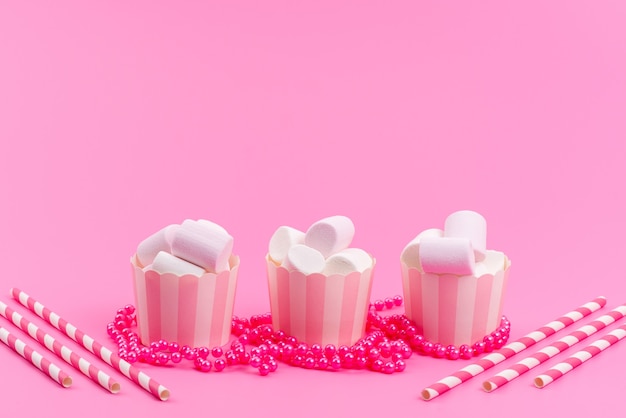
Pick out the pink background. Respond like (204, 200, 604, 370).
(1, 1, 625, 416)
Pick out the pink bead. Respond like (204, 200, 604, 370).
(371, 359, 383, 371)
(238, 352, 251, 364)
(459, 344, 472, 360)
(342, 353, 355, 367)
(310, 344, 322, 356)
(378, 342, 391, 357)
(473, 341, 486, 354)
(382, 361, 395, 374)
(317, 357, 329, 369)
(420, 341, 434, 354)
(400, 345, 412, 359)
(170, 352, 182, 363)
(355, 356, 368, 369)
(433, 344, 446, 358)
(250, 356, 262, 368)
(338, 345, 350, 358)
(395, 360, 406, 372)
(384, 298, 394, 309)
(446, 346, 460, 360)
(368, 348, 380, 361)
(225, 351, 237, 365)
(197, 347, 210, 359)
(330, 355, 342, 370)
(259, 363, 271, 376)
(194, 358, 211, 372)
(126, 351, 138, 363)
(324, 344, 337, 357)
(352, 345, 366, 357)
(281, 344, 294, 358)
(214, 359, 226, 372)
(268, 344, 280, 357)
(157, 352, 169, 364)
(374, 300, 385, 311)
(274, 330, 286, 342)
(393, 295, 403, 306)
(304, 357, 316, 369)
(295, 343, 308, 356)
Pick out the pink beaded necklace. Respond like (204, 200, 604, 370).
(107, 296, 510, 375)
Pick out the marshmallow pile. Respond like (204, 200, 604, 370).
(135, 219, 234, 277)
(268, 216, 373, 276)
(401, 210, 505, 276)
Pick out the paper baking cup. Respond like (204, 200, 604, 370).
(267, 256, 374, 348)
(401, 257, 510, 347)
(131, 255, 239, 348)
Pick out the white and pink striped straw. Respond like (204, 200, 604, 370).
(10, 288, 170, 401)
(534, 324, 626, 389)
(0, 326, 72, 388)
(421, 295, 606, 401)
(0, 300, 120, 394)
(482, 304, 626, 392)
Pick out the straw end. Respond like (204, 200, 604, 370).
(482, 380, 496, 392)
(420, 388, 436, 401)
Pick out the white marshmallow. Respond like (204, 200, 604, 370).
(268, 226, 305, 264)
(323, 248, 372, 276)
(481, 250, 506, 274)
(444, 210, 487, 261)
(136, 224, 179, 267)
(304, 215, 355, 258)
(171, 226, 233, 273)
(282, 244, 325, 275)
(418, 236, 475, 275)
(148, 251, 206, 277)
(182, 219, 229, 236)
(401, 228, 444, 270)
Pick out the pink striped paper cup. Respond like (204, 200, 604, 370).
(132, 254, 239, 348)
(401, 254, 511, 347)
(267, 256, 375, 348)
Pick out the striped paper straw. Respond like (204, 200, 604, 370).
(421, 295, 606, 401)
(534, 324, 626, 389)
(483, 304, 626, 392)
(11, 288, 170, 401)
(0, 301, 120, 394)
(0, 326, 72, 388)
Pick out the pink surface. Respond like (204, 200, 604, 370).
(2, 0, 626, 416)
